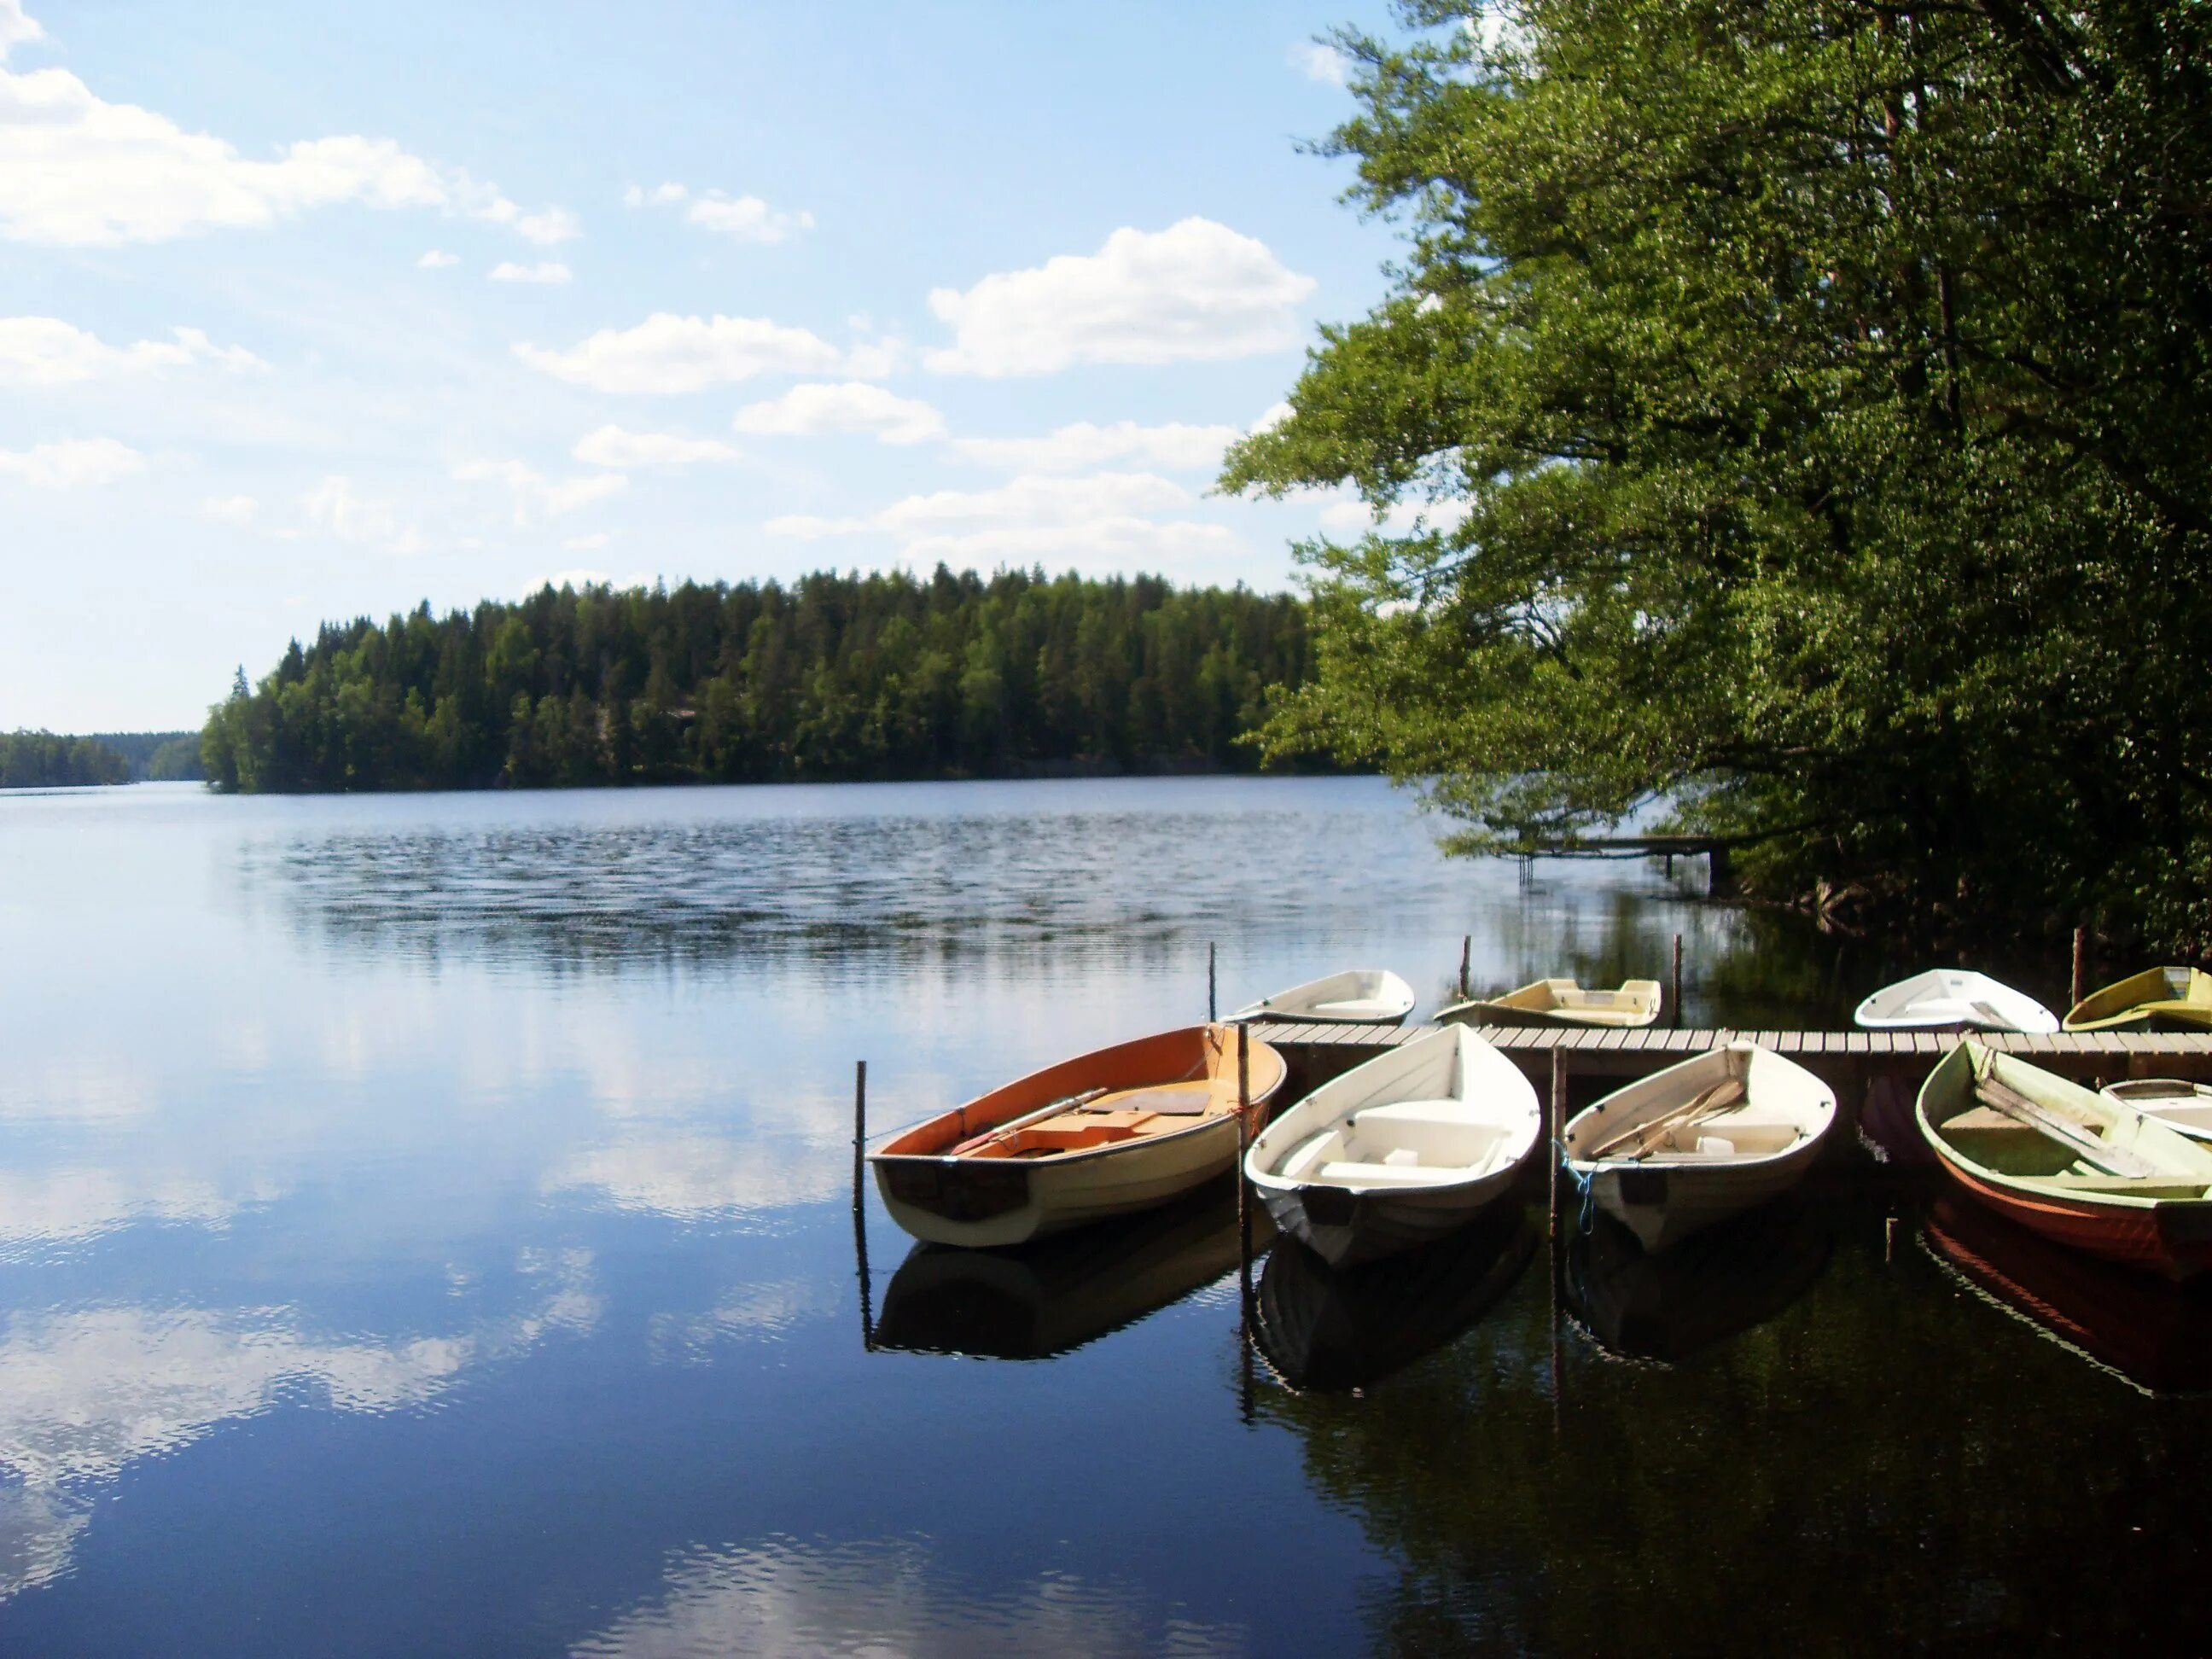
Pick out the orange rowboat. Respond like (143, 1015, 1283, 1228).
(870, 1024, 1287, 1249)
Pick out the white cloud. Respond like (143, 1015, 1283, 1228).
(513, 312, 841, 394)
(489, 259, 570, 284)
(925, 218, 1316, 376)
(953, 419, 1237, 474)
(1291, 42, 1353, 85)
(627, 179, 812, 242)
(731, 381, 944, 445)
(301, 474, 422, 552)
(0, 436, 143, 488)
(0, 26, 576, 247)
(572, 425, 742, 469)
(764, 470, 1250, 570)
(0, 317, 263, 384)
(199, 494, 258, 527)
(416, 247, 460, 268)
(1, 0, 44, 57)
(453, 458, 626, 525)
(768, 470, 1191, 541)
(562, 533, 608, 551)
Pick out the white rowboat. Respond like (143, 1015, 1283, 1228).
(1228, 968, 1417, 1027)
(1562, 1043, 1837, 1253)
(1854, 969, 2058, 1033)
(2099, 1079, 2212, 1144)
(1243, 1024, 1540, 1266)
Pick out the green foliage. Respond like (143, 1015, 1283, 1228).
(145, 736, 205, 781)
(82, 731, 204, 782)
(1226, 1, 2212, 946)
(201, 568, 1314, 793)
(0, 731, 131, 789)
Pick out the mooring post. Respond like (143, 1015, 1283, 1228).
(1459, 934, 1471, 1001)
(2071, 924, 2089, 1011)
(1208, 941, 1217, 1023)
(1548, 1047, 1567, 1428)
(1236, 1022, 1253, 1282)
(1548, 1049, 1567, 1246)
(852, 1059, 872, 1348)
(1671, 933, 1685, 1029)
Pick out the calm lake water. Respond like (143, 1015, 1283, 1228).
(2, 776, 2206, 1654)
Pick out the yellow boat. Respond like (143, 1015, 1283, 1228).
(1438, 976, 1662, 1029)
(2063, 967, 2212, 1033)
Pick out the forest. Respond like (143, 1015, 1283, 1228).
(1225, 0, 2212, 948)
(0, 731, 131, 789)
(200, 568, 1315, 793)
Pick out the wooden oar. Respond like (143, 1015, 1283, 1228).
(1587, 1078, 1746, 1161)
(953, 1086, 1113, 1155)
(1970, 1075, 2156, 1179)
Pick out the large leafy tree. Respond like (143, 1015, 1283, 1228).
(1225, 1, 2212, 945)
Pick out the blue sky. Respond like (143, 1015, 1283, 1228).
(0, 0, 1410, 730)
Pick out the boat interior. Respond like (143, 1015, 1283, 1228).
(1274, 1099, 1523, 1190)
(951, 1080, 1231, 1161)
(1566, 1047, 1829, 1166)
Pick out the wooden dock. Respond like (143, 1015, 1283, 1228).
(1246, 1020, 2212, 1091)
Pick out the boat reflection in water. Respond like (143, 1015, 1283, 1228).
(1922, 1195, 2212, 1394)
(1566, 1198, 1831, 1363)
(1255, 1210, 1535, 1391)
(870, 1179, 1264, 1360)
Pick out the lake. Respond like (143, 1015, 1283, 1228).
(1, 776, 2206, 1654)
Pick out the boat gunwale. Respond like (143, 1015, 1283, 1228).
(1243, 1025, 1540, 1200)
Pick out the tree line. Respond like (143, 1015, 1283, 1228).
(201, 568, 1317, 793)
(1225, 0, 2212, 948)
(0, 731, 131, 789)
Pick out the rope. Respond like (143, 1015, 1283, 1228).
(1553, 1140, 1598, 1233)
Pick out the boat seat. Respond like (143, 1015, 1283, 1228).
(1315, 1159, 1467, 1187)
(1279, 1131, 1342, 1182)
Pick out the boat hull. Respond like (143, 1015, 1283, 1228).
(876, 1111, 1247, 1249)
(1572, 1132, 1827, 1253)
(1928, 1149, 2212, 1280)
(1260, 1161, 1525, 1268)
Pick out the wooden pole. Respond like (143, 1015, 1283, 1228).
(2071, 924, 2089, 1011)
(1458, 934, 1471, 1000)
(852, 1059, 872, 1348)
(1549, 1049, 1567, 1246)
(1671, 932, 1684, 1029)
(1548, 1047, 1566, 1429)
(1208, 941, 1217, 1023)
(1236, 1022, 1253, 1278)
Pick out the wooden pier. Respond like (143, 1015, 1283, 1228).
(1247, 1020, 2212, 1091)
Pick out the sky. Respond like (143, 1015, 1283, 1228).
(0, 0, 1414, 731)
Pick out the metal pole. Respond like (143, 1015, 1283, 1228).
(1208, 941, 1217, 1023)
(2071, 924, 2089, 1011)
(1671, 932, 1684, 1029)
(852, 1059, 872, 1348)
(1459, 934, 1471, 1001)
